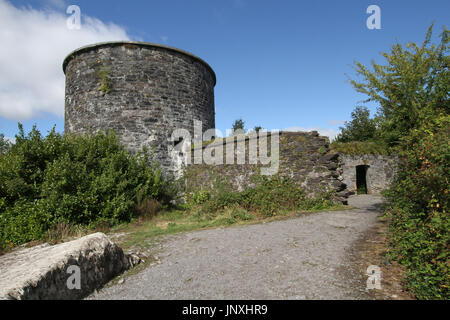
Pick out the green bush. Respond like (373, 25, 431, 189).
(330, 141, 391, 156)
(188, 175, 337, 217)
(0, 125, 173, 249)
(0, 134, 10, 155)
(229, 205, 254, 221)
(339, 25, 449, 299)
(384, 115, 449, 299)
(188, 190, 211, 205)
(334, 106, 378, 143)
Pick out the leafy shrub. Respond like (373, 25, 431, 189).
(0, 134, 10, 155)
(136, 196, 162, 219)
(384, 115, 449, 299)
(339, 25, 449, 299)
(229, 205, 254, 221)
(334, 106, 378, 143)
(0, 125, 173, 249)
(240, 176, 306, 215)
(188, 190, 211, 205)
(188, 175, 337, 217)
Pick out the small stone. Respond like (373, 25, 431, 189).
(118, 279, 125, 285)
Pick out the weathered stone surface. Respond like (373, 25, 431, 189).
(184, 134, 399, 201)
(0, 233, 138, 300)
(337, 154, 398, 194)
(64, 42, 216, 178)
(320, 153, 340, 162)
(186, 131, 346, 201)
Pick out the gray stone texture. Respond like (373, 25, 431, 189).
(185, 131, 347, 201)
(337, 154, 398, 194)
(0, 233, 140, 300)
(64, 42, 215, 177)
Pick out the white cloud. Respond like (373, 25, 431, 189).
(283, 126, 339, 141)
(0, 0, 130, 121)
(5, 136, 15, 144)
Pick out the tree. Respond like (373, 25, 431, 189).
(253, 126, 263, 133)
(347, 24, 449, 299)
(232, 118, 245, 132)
(334, 106, 377, 142)
(0, 134, 10, 154)
(349, 24, 449, 147)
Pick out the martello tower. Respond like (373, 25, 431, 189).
(63, 41, 216, 176)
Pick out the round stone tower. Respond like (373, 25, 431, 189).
(63, 41, 216, 176)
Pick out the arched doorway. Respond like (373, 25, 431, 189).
(356, 165, 369, 194)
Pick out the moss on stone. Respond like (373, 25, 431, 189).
(330, 141, 392, 155)
(97, 68, 111, 94)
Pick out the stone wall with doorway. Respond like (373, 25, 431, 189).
(337, 154, 398, 195)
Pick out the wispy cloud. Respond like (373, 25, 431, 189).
(0, 0, 130, 121)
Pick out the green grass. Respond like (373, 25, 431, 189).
(111, 203, 350, 252)
(330, 141, 392, 155)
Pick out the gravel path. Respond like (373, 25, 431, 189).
(88, 195, 384, 300)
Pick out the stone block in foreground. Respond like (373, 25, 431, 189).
(0, 233, 139, 300)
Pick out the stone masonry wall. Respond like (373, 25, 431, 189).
(64, 42, 215, 177)
(337, 154, 398, 195)
(185, 131, 347, 201)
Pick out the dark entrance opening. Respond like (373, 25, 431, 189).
(356, 165, 369, 194)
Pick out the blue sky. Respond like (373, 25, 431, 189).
(0, 0, 448, 140)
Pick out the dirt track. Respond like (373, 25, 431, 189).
(88, 195, 384, 300)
